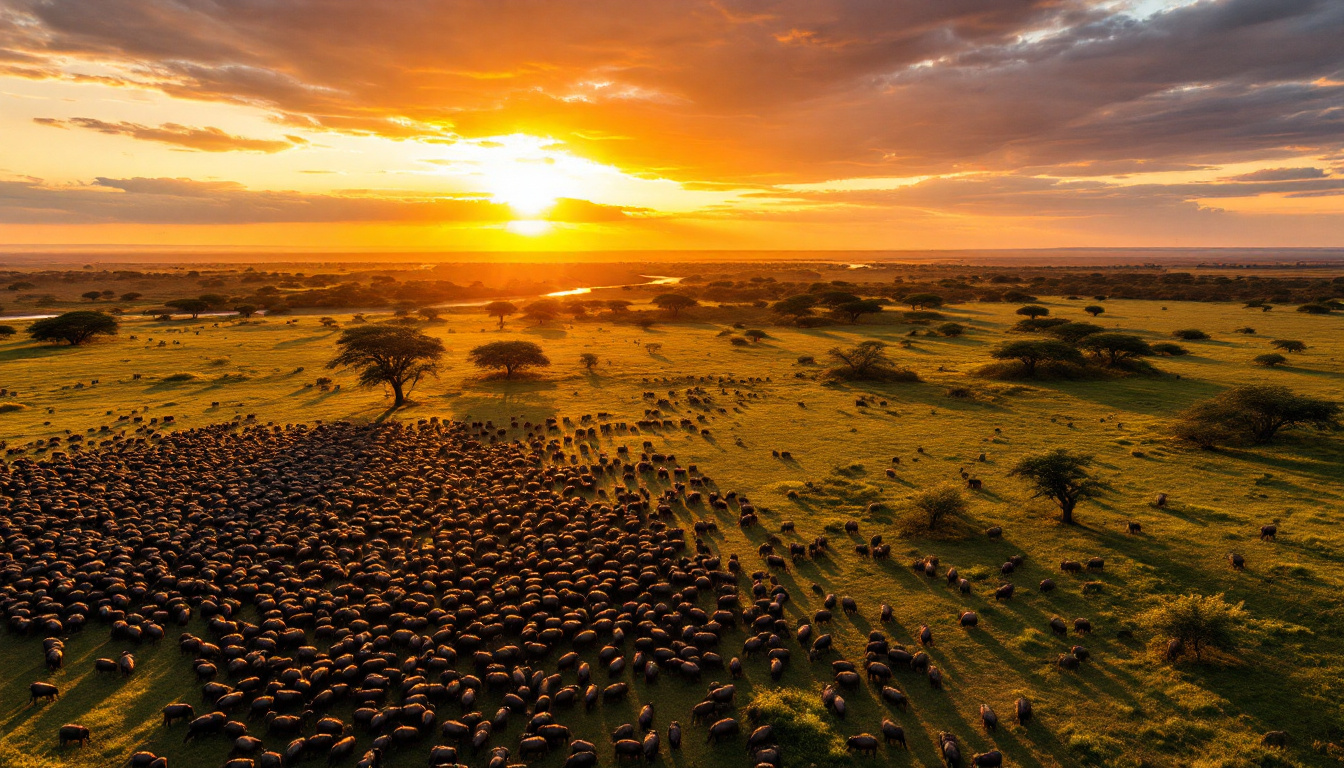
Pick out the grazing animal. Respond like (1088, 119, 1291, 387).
(980, 705, 997, 732)
(1260, 524, 1277, 541)
(881, 719, 906, 748)
(1015, 697, 1032, 726)
(29, 682, 59, 705)
(59, 724, 91, 748)
(845, 734, 878, 756)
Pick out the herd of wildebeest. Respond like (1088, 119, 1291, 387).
(0, 412, 1264, 768)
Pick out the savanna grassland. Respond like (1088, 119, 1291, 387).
(1, 285, 1343, 768)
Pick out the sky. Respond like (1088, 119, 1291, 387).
(1, 0, 1342, 251)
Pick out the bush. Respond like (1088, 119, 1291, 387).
(1046, 322, 1104, 343)
(744, 329, 769, 342)
(796, 316, 831, 328)
(910, 484, 968, 530)
(1297, 303, 1332, 314)
(162, 372, 198, 382)
(1253, 353, 1287, 367)
(935, 322, 965, 337)
(1141, 593, 1246, 662)
(1172, 329, 1209, 340)
(744, 690, 848, 768)
(1270, 339, 1306, 353)
(1150, 342, 1188, 356)
(0, 325, 15, 338)
(1234, 326, 1255, 334)
(903, 310, 943, 322)
(796, 355, 815, 365)
(1173, 385, 1339, 447)
(1011, 317, 1068, 333)
(729, 337, 750, 346)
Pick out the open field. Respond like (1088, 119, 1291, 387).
(1, 296, 1343, 768)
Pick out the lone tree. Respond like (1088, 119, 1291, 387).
(166, 298, 209, 318)
(826, 340, 918, 382)
(27, 311, 119, 346)
(120, 292, 143, 302)
(81, 290, 103, 301)
(1079, 333, 1153, 366)
(327, 324, 445, 407)
(834, 299, 884, 324)
(1270, 339, 1306, 353)
(1016, 305, 1050, 319)
(1173, 385, 1339, 447)
(579, 352, 599, 372)
(483, 301, 518, 329)
(1083, 305, 1105, 317)
(1009, 449, 1102, 525)
(233, 304, 258, 318)
(936, 322, 965, 337)
(903, 293, 943, 310)
(990, 340, 1084, 376)
(744, 329, 769, 343)
(0, 325, 16, 338)
(523, 299, 561, 326)
(469, 340, 550, 378)
(1141, 593, 1246, 662)
(652, 293, 698, 318)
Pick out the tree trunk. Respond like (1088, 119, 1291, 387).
(1060, 499, 1076, 525)
(391, 380, 405, 407)
(497, 315, 504, 329)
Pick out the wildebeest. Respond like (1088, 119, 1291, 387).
(881, 719, 906, 748)
(846, 733, 878, 755)
(980, 704, 997, 731)
(1229, 552, 1246, 570)
(1260, 524, 1277, 541)
(162, 703, 194, 726)
(59, 724, 90, 748)
(1015, 697, 1032, 726)
(706, 718, 739, 743)
(29, 682, 59, 705)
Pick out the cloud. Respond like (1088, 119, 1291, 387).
(0, 176, 642, 225)
(1222, 167, 1328, 182)
(33, 117, 302, 152)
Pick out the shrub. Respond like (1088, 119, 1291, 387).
(729, 337, 749, 346)
(1011, 317, 1068, 333)
(1002, 291, 1037, 302)
(0, 325, 15, 338)
(1172, 385, 1339, 447)
(579, 353, 599, 372)
(796, 316, 831, 328)
(162, 372, 198, 382)
(935, 322, 965, 337)
(744, 329, 769, 342)
(744, 690, 848, 768)
(1253, 353, 1287, 367)
(903, 310, 943, 322)
(1172, 329, 1209, 340)
(1297, 303, 1332, 314)
(1234, 326, 1255, 334)
(1141, 593, 1246, 662)
(1150, 342, 1188, 356)
(1270, 339, 1306, 353)
(910, 484, 968, 530)
(1046, 322, 1104, 343)
(796, 355, 815, 365)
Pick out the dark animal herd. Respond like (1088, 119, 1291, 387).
(0, 416, 1282, 767)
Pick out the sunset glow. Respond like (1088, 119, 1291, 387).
(1, 0, 1341, 250)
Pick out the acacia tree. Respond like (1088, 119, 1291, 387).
(990, 340, 1084, 376)
(772, 294, 818, 322)
(483, 301, 518, 329)
(579, 352, 599, 372)
(523, 299, 561, 326)
(1083, 305, 1105, 317)
(1016, 305, 1050, 319)
(903, 293, 943, 309)
(167, 298, 209, 318)
(1270, 339, 1306, 353)
(233, 304, 258, 318)
(27, 311, 119, 345)
(652, 293, 698, 318)
(1009, 449, 1102, 525)
(1141, 593, 1245, 662)
(469, 340, 550, 378)
(835, 299, 884, 323)
(327, 324, 445, 407)
(1079, 333, 1153, 366)
(1173, 385, 1339, 446)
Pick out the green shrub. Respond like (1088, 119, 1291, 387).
(744, 689, 848, 768)
(1150, 342, 1188, 356)
(1172, 328, 1210, 340)
(1253, 353, 1287, 367)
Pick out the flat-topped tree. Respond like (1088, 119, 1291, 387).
(327, 324, 445, 407)
(470, 340, 550, 379)
(1083, 305, 1105, 317)
(483, 300, 518, 329)
(1174, 385, 1339, 446)
(990, 340, 1084, 376)
(1079, 333, 1152, 366)
(1016, 305, 1050, 319)
(652, 293, 697, 317)
(166, 298, 209, 318)
(27, 311, 119, 346)
(1010, 449, 1102, 525)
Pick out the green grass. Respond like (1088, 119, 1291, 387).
(1, 297, 1343, 767)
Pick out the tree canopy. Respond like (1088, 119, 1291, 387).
(990, 340, 1084, 376)
(166, 298, 209, 318)
(652, 293, 698, 317)
(523, 299, 561, 325)
(1046, 322, 1104, 344)
(469, 340, 550, 378)
(834, 299, 884, 323)
(1083, 305, 1105, 317)
(327, 324, 445, 407)
(772, 294, 818, 320)
(826, 341, 918, 382)
(483, 301, 518, 329)
(903, 293, 943, 310)
(1078, 333, 1152, 366)
(1016, 304, 1050, 318)
(1009, 449, 1102, 524)
(1141, 593, 1246, 662)
(1173, 385, 1339, 447)
(27, 311, 119, 346)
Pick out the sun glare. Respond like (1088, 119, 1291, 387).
(506, 219, 552, 236)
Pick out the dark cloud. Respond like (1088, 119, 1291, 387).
(34, 117, 302, 152)
(0, 177, 641, 225)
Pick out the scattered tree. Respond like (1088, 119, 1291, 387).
(772, 294, 818, 321)
(120, 292, 143, 302)
(418, 307, 442, 322)
(81, 290, 103, 301)
(523, 299, 561, 325)
(166, 298, 209, 318)
(233, 304, 258, 318)
(319, 316, 339, 329)
(1173, 385, 1339, 447)
(579, 352, 599, 372)
(483, 300, 518, 329)
(652, 293, 698, 318)
(1172, 329, 1210, 340)
(826, 341, 919, 382)
(744, 329, 769, 343)
(1009, 449, 1102, 525)
(0, 325, 16, 338)
(1046, 322, 1104, 343)
(1083, 305, 1105, 317)
(645, 342, 663, 355)
(468, 340, 550, 378)
(1079, 333, 1153, 366)
(1142, 593, 1246, 662)
(605, 299, 632, 314)
(1016, 305, 1049, 319)
(1253, 353, 1287, 368)
(26, 311, 119, 346)
(1150, 342, 1188, 356)
(1297, 303, 1332, 314)
(935, 322, 965, 337)
(990, 340, 1085, 376)
(1270, 339, 1306, 353)
(903, 293, 943, 310)
(834, 299, 884, 323)
(327, 324, 446, 407)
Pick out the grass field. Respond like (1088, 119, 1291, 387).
(2, 297, 1342, 767)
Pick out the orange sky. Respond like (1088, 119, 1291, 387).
(2, 0, 1342, 250)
